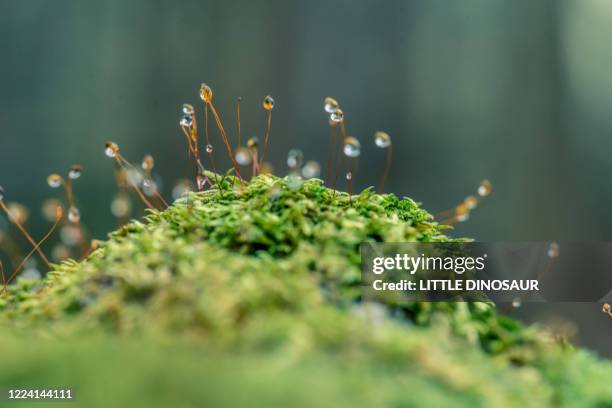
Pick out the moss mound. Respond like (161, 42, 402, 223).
(0, 173, 611, 407)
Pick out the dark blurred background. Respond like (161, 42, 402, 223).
(1, 0, 611, 355)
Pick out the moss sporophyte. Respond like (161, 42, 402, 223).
(0, 84, 610, 406)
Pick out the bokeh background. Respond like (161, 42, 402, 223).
(1, 0, 611, 355)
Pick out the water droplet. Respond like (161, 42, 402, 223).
(141, 155, 154, 171)
(47, 174, 63, 188)
(41, 198, 63, 222)
(7, 202, 28, 224)
(463, 195, 478, 210)
(330, 108, 344, 123)
(324, 97, 339, 114)
(60, 225, 81, 246)
(263, 95, 275, 110)
(287, 149, 304, 169)
(287, 173, 303, 190)
(105, 142, 119, 158)
(454, 204, 470, 222)
(301, 160, 321, 179)
(182, 103, 194, 115)
(235, 146, 252, 166)
(171, 180, 194, 200)
(547, 242, 559, 259)
(345, 172, 353, 180)
(343, 136, 361, 158)
(512, 297, 522, 308)
(110, 195, 131, 218)
(51, 244, 70, 262)
(478, 179, 491, 197)
(328, 118, 338, 127)
(374, 131, 391, 148)
(247, 137, 260, 150)
(603, 303, 611, 313)
(0, 185, 4, 201)
(68, 164, 82, 180)
(180, 114, 193, 127)
(199, 83, 213, 103)
(206, 144, 213, 154)
(126, 169, 143, 186)
(142, 178, 159, 197)
(68, 206, 81, 223)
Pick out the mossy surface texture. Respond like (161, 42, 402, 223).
(1, 174, 610, 407)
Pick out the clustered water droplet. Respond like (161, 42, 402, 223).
(263, 95, 275, 110)
(374, 131, 391, 148)
(47, 174, 63, 188)
(343, 137, 361, 158)
(68, 164, 82, 180)
(301, 160, 321, 179)
(287, 149, 304, 169)
(105, 142, 120, 158)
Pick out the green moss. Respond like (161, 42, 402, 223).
(0, 173, 610, 407)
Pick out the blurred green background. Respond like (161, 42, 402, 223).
(0, 0, 611, 355)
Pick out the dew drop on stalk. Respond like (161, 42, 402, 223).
(180, 114, 193, 127)
(182, 103, 195, 115)
(512, 297, 522, 308)
(263, 95, 275, 110)
(324, 97, 339, 114)
(374, 131, 391, 148)
(206, 144, 213, 154)
(235, 146, 252, 166)
(68, 164, 82, 180)
(330, 108, 344, 123)
(142, 179, 159, 197)
(345, 171, 353, 181)
(603, 303, 611, 314)
(110, 195, 131, 217)
(141, 155, 154, 171)
(68, 206, 81, 223)
(47, 174, 63, 188)
(478, 179, 491, 197)
(301, 160, 321, 179)
(343, 137, 361, 158)
(199, 83, 213, 103)
(0, 185, 4, 201)
(105, 142, 120, 158)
